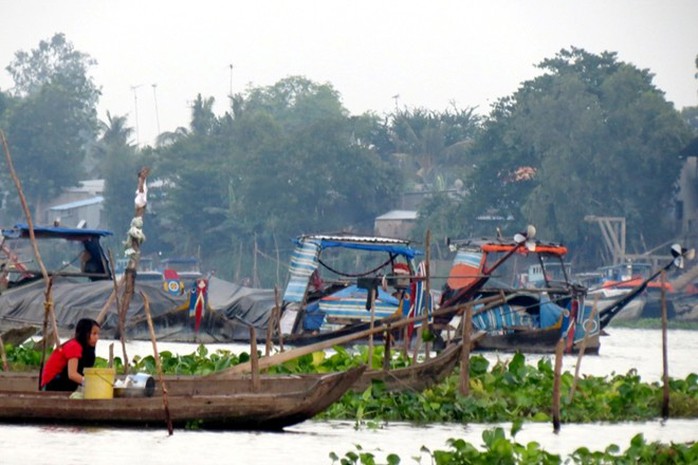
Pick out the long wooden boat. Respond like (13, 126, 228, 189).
(472, 327, 600, 354)
(350, 342, 462, 393)
(0, 366, 365, 430)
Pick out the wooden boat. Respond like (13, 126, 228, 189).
(472, 326, 599, 354)
(350, 342, 462, 393)
(274, 233, 429, 347)
(440, 228, 599, 354)
(0, 366, 365, 430)
(204, 323, 465, 393)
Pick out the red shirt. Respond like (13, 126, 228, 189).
(41, 339, 83, 387)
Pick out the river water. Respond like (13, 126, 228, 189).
(1, 328, 696, 465)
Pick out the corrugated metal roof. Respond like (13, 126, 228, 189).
(375, 210, 418, 221)
(49, 196, 104, 211)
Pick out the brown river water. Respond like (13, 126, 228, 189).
(1, 328, 696, 464)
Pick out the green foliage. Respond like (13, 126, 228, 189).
(332, 428, 698, 465)
(462, 47, 692, 266)
(319, 353, 698, 424)
(149, 76, 402, 284)
(1, 33, 99, 209)
(2, 340, 45, 369)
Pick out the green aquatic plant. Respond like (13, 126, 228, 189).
(331, 427, 698, 465)
(319, 352, 698, 424)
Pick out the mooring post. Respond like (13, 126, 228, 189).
(661, 270, 670, 419)
(250, 326, 260, 392)
(459, 304, 473, 396)
(552, 337, 564, 433)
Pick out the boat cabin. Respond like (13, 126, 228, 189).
(279, 234, 425, 337)
(0, 223, 113, 291)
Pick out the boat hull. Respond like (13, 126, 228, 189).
(473, 327, 600, 354)
(0, 367, 365, 430)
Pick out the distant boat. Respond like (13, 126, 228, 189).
(439, 227, 599, 354)
(579, 261, 674, 322)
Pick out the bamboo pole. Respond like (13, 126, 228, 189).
(424, 229, 431, 360)
(2, 130, 61, 386)
(570, 296, 598, 401)
(661, 270, 670, 419)
(117, 167, 150, 360)
(552, 338, 564, 433)
(459, 304, 473, 396)
(107, 249, 128, 374)
(382, 324, 392, 371)
(141, 291, 173, 435)
(94, 281, 122, 326)
(209, 297, 506, 378)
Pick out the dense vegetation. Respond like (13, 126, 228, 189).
(331, 428, 698, 465)
(1, 34, 697, 285)
(4, 342, 697, 424)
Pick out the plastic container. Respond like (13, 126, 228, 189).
(114, 373, 156, 398)
(83, 367, 116, 399)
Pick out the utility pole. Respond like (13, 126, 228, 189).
(152, 84, 161, 137)
(130, 85, 142, 145)
(229, 64, 234, 97)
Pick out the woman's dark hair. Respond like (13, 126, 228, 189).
(74, 318, 100, 370)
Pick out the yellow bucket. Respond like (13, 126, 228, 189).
(83, 367, 115, 399)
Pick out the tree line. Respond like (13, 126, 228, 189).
(1, 34, 696, 286)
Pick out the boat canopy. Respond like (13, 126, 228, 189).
(3, 223, 113, 240)
(294, 235, 421, 259)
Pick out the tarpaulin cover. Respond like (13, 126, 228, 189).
(0, 275, 276, 341)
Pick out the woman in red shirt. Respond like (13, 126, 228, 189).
(41, 318, 100, 391)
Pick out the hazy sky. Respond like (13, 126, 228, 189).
(1, 1, 696, 146)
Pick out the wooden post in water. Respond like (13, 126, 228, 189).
(0, 333, 8, 371)
(570, 296, 598, 401)
(383, 324, 392, 371)
(274, 286, 284, 352)
(459, 304, 473, 396)
(402, 322, 409, 359)
(552, 338, 564, 433)
(367, 286, 376, 369)
(141, 291, 173, 435)
(108, 343, 114, 368)
(661, 270, 670, 419)
(424, 230, 431, 360)
(250, 326, 260, 391)
(265, 295, 274, 357)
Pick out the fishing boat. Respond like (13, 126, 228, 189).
(272, 233, 434, 347)
(439, 227, 599, 354)
(349, 342, 462, 393)
(593, 245, 695, 330)
(0, 366, 365, 430)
